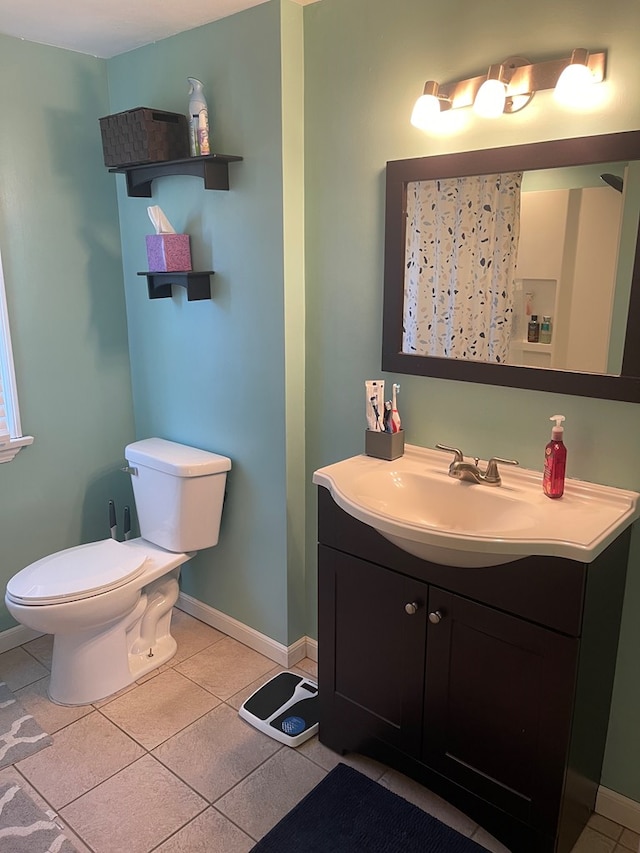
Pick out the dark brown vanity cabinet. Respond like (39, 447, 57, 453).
(316, 487, 631, 853)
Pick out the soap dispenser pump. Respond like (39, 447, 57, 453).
(543, 415, 567, 499)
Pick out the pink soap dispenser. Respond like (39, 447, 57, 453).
(543, 415, 567, 499)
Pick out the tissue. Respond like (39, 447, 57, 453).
(145, 206, 192, 272)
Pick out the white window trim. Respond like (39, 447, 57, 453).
(0, 248, 33, 463)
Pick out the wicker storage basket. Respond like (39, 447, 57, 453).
(99, 107, 189, 167)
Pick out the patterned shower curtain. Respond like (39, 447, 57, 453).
(402, 172, 522, 363)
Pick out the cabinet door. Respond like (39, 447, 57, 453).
(318, 545, 428, 755)
(423, 588, 578, 834)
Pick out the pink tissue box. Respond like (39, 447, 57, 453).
(145, 234, 192, 272)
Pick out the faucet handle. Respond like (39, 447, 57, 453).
(435, 444, 464, 463)
(484, 456, 519, 485)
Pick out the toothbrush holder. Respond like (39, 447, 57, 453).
(365, 429, 405, 461)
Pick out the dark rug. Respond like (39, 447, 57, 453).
(250, 763, 488, 852)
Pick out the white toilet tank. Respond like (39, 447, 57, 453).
(125, 438, 231, 553)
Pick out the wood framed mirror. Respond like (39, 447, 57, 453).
(382, 131, 640, 402)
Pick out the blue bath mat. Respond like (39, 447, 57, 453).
(250, 762, 488, 852)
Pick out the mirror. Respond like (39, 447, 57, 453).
(382, 131, 640, 402)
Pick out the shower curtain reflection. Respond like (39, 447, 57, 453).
(403, 172, 522, 363)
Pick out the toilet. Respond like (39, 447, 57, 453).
(5, 438, 231, 706)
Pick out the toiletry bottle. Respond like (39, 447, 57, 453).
(543, 415, 567, 498)
(540, 316, 552, 344)
(527, 314, 540, 343)
(187, 78, 210, 157)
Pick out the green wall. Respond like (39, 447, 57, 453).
(303, 0, 640, 801)
(0, 35, 135, 631)
(106, 1, 301, 646)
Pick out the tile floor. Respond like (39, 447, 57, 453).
(0, 607, 638, 853)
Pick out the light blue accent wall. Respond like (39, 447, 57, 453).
(0, 35, 135, 632)
(303, 0, 640, 800)
(106, 2, 296, 645)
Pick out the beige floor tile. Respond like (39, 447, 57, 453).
(296, 657, 318, 678)
(15, 676, 93, 734)
(60, 754, 206, 853)
(175, 636, 275, 700)
(154, 806, 254, 853)
(92, 680, 137, 708)
(572, 827, 617, 852)
(153, 702, 282, 801)
(136, 663, 171, 684)
(99, 668, 221, 749)
(297, 736, 387, 780)
(589, 814, 624, 841)
(378, 767, 477, 837)
(0, 646, 49, 690)
(21, 634, 53, 669)
(471, 825, 511, 852)
(215, 747, 326, 840)
(619, 827, 640, 850)
(170, 607, 226, 664)
(16, 710, 145, 808)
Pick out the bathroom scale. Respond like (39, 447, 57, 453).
(239, 671, 319, 747)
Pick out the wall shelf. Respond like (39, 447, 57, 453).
(111, 154, 243, 197)
(138, 271, 214, 301)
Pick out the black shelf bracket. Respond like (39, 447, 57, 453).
(111, 154, 243, 197)
(138, 271, 214, 301)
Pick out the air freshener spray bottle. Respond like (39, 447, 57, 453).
(543, 415, 567, 498)
(187, 77, 210, 156)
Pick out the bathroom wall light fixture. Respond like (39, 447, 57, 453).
(411, 50, 606, 130)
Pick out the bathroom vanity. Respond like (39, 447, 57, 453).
(315, 479, 634, 853)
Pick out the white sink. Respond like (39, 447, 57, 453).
(313, 444, 639, 568)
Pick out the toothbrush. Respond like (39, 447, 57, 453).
(108, 500, 117, 540)
(391, 384, 402, 433)
(370, 396, 382, 431)
(383, 401, 393, 433)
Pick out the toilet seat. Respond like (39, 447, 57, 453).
(6, 539, 148, 605)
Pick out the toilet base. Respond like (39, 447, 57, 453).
(48, 632, 178, 706)
(48, 569, 182, 706)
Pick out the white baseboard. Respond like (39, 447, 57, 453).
(177, 592, 316, 668)
(305, 636, 317, 662)
(0, 624, 43, 654)
(596, 786, 640, 833)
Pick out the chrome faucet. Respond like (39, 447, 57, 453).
(435, 444, 519, 487)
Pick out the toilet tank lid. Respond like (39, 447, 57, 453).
(125, 438, 231, 477)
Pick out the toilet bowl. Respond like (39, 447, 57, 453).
(5, 438, 231, 706)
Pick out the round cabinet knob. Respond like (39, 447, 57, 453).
(428, 610, 443, 624)
(405, 602, 419, 615)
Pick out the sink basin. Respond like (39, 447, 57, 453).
(313, 444, 639, 568)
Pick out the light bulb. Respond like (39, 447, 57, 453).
(410, 93, 442, 130)
(554, 60, 594, 107)
(474, 78, 507, 118)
